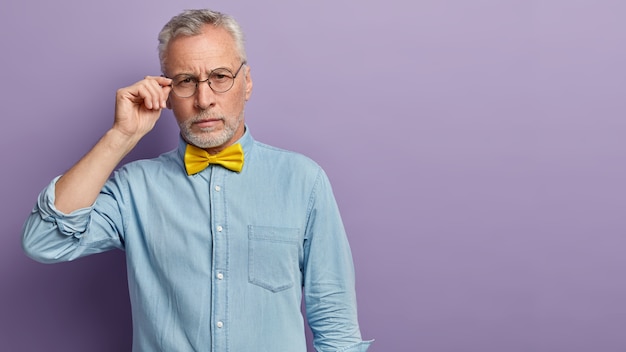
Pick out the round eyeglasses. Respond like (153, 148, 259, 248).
(166, 62, 246, 98)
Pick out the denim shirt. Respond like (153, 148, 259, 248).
(22, 129, 372, 352)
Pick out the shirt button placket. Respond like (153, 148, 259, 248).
(210, 175, 228, 351)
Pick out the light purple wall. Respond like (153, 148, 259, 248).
(2, 1, 625, 351)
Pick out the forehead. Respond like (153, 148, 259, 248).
(163, 25, 239, 75)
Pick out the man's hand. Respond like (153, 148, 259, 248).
(53, 76, 173, 213)
(113, 76, 172, 139)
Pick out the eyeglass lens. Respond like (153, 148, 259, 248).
(170, 63, 244, 98)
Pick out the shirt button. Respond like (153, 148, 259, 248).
(216, 321, 224, 328)
(217, 272, 224, 280)
(217, 225, 223, 232)
(215, 185, 221, 192)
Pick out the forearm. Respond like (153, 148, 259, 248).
(55, 128, 139, 213)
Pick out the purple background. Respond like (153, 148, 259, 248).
(1, 0, 625, 351)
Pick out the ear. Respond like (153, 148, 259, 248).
(244, 65, 253, 101)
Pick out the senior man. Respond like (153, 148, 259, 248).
(22, 8, 372, 352)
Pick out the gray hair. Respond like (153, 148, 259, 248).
(158, 9, 247, 73)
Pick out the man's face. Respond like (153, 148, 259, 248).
(164, 25, 252, 152)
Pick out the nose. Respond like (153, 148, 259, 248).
(194, 80, 216, 110)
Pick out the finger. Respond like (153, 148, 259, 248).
(139, 78, 167, 110)
(145, 76, 172, 109)
(140, 77, 161, 110)
(154, 76, 172, 108)
(160, 85, 172, 108)
(154, 75, 173, 87)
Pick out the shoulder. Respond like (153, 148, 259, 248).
(245, 139, 330, 188)
(114, 148, 182, 179)
(251, 140, 322, 171)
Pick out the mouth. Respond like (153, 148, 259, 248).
(193, 117, 223, 129)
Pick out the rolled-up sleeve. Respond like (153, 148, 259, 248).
(22, 175, 125, 263)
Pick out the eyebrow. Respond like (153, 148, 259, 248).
(171, 65, 236, 77)
(172, 73, 198, 78)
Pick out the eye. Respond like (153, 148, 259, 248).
(210, 70, 233, 83)
(175, 76, 197, 87)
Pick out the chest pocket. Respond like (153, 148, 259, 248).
(248, 226, 302, 293)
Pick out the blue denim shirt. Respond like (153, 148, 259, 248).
(22, 129, 372, 352)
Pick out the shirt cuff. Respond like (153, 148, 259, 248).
(334, 340, 374, 352)
(37, 175, 94, 237)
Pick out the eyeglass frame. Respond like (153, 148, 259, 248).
(164, 61, 247, 98)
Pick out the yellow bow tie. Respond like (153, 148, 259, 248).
(184, 143, 244, 175)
